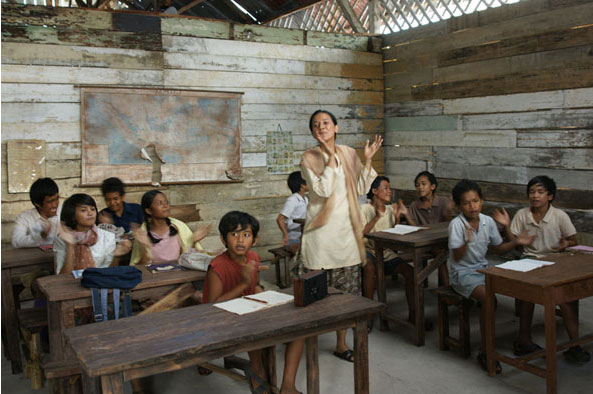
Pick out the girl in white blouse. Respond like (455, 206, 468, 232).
(54, 194, 129, 275)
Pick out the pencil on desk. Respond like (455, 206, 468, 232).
(243, 296, 268, 304)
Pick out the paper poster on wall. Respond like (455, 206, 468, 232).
(266, 127, 295, 174)
(7, 140, 46, 193)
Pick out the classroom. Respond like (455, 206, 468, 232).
(1, 0, 592, 393)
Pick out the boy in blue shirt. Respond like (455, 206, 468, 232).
(448, 179, 535, 373)
(99, 177, 143, 233)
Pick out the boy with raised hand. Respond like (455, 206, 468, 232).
(203, 211, 304, 394)
(99, 177, 143, 233)
(12, 178, 60, 248)
(510, 175, 590, 364)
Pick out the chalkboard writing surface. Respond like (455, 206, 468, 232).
(81, 87, 242, 186)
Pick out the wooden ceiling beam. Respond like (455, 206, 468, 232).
(335, 0, 365, 33)
(177, 0, 207, 15)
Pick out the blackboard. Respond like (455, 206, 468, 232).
(81, 87, 242, 186)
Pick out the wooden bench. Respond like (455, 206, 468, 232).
(268, 247, 294, 288)
(432, 286, 473, 358)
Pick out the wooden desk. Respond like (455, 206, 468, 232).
(64, 292, 384, 394)
(365, 222, 449, 346)
(480, 252, 593, 394)
(1, 246, 54, 374)
(36, 266, 206, 369)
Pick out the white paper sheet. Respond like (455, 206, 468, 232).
(213, 291, 294, 315)
(214, 298, 269, 315)
(246, 291, 294, 305)
(380, 224, 427, 235)
(496, 259, 555, 272)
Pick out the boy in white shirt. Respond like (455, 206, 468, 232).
(12, 178, 60, 248)
(276, 171, 308, 254)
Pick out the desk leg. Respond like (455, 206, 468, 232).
(353, 320, 369, 394)
(81, 370, 101, 394)
(374, 245, 388, 331)
(412, 249, 425, 346)
(263, 346, 277, 389)
(48, 300, 76, 361)
(305, 336, 319, 394)
(100, 373, 125, 394)
(544, 299, 558, 394)
(1, 270, 23, 374)
(484, 275, 496, 376)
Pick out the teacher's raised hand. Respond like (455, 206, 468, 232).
(364, 135, 383, 167)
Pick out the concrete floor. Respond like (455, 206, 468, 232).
(3, 266, 592, 394)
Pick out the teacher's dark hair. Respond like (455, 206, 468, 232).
(309, 110, 338, 132)
(60, 194, 99, 230)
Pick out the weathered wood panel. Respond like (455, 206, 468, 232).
(438, 25, 593, 67)
(2, 64, 164, 85)
(233, 24, 303, 45)
(241, 104, 383, 120)
(163, 69, 382, 91)
(161, 16, 230, 39)
(1, 122, 81, 142)
(442, 87, 593, 115)
(162, 36, 381, 65)
(2, 42, 164, 70)
(383, 2, 593, 63)
(385, 130, 516, 148)
(1, 83, 80, 103)
(434, 147, 593, 170)
(517, 130, 593, 148)
(460, 109, 593, 131)
(432, 163, 593, 190)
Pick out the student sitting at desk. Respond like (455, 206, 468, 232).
(276, 171, 308, 254)
(360, 176, 415, 322)
(407, 171, 454, 226)
(130, 190, 209, 265)
(98, 177, 143, 233)
(12, 177, 60, 248)
(203, 211, 304, 394)
(448, 179, 535, 373)
(54, 194, 130, 275)
(510, 175, 590, 363)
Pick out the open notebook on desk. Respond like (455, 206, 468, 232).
(380, 224, 428, 235)
(496, 258, 555, 272)
(214, 290, 294, 315)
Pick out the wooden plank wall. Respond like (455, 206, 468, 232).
(1, 4, 384, 257)
(382, 0, 593, 244)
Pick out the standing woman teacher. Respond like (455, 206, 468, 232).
(300, 109, 382, 362)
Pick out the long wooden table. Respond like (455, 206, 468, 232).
(36, 266, 206, 374)
(64, 292, 385, 394)
(480, 252, 593, 394)
(365, 222, 449, 346)
(1, 246, 55, 374)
